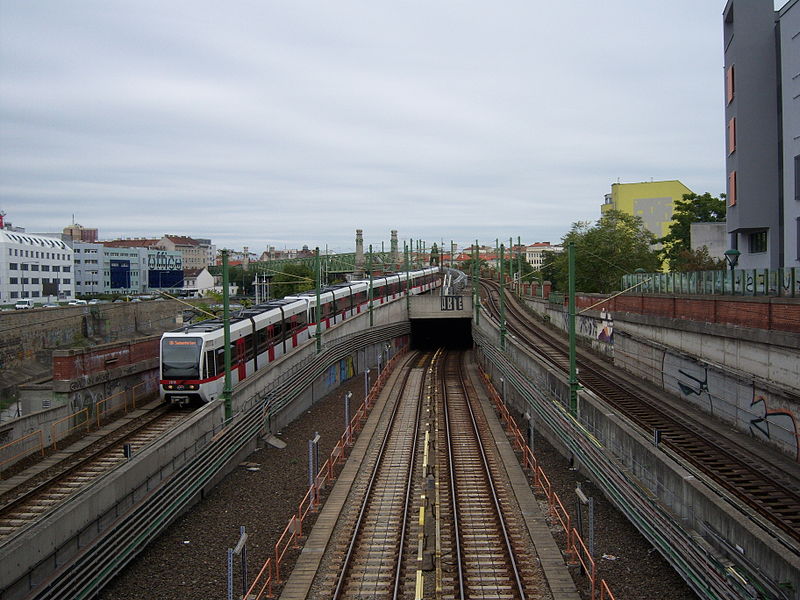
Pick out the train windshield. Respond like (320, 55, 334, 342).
(161, 337, 202, 379)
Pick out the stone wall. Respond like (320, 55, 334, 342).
(0, 302, 182, 403)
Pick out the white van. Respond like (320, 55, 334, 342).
(14, 300, 34, 310)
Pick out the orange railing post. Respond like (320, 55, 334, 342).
(0, 430, 45, 476)
(572, 528, 596, 599)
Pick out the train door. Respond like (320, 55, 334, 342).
(235, 338, 247, 381)
(267, 325, 276, 362)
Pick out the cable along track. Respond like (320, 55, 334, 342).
(439, 351, 539, 600)
(480, 279, 800, 547)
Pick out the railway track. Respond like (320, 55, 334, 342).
(480, 278, 800, 547)
(0, 404, 191, 542)
(318, 349, 546, 599)
(329, 351, 430, 599)
(437, 351, 541, 599)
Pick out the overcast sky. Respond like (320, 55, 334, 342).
(0, 1, 766, 254)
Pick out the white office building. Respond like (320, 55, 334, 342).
(73, 242, 184, 296)
(1, 229, 74, 304)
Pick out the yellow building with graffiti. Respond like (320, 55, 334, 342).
(601, 180, 693, 239)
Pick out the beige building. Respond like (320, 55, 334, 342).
(156, 235, 211, 270)
(525, 242, 563, 270)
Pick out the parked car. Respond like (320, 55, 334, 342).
(67, 299, 88, 306)
(42, 303, 59, 308)
(15, 299, 34, 310)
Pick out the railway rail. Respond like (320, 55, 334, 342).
(438, 351, 541, 599)
(0, 403, 191, 542)
(302, 349, 549, 600)
(479, 278, 800, 550)
(329, 352, 429, 599)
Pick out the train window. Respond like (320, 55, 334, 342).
(216, 347, 226, 374)
(256, 329, 269, 354)
(205, 350, 216, 378)
(161, 337, 202, 379)
(244, 335, 255, 361)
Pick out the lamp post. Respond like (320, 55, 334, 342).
(724, 248, 740, 272)
(724, 248, 741, 295)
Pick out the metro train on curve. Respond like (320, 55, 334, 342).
(159, 267, 440, 404)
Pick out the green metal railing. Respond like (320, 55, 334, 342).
(621, 267, 799, 297)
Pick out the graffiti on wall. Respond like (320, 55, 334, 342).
(675, 366, 714, 414)
(662, 353, 799, 461)
(563, 310, 614, 344)
(340, 356, 355, 382)
(750, 393, 799, 462)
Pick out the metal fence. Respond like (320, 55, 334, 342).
(621, 267, 799, 297)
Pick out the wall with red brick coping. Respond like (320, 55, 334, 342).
(570, 294, 800, 334)
(53, 337, 160, 381)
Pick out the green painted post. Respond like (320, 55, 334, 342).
(222, 250, 232, 421)
(368, 244, 374, 327)
(499, 244, 507, 350)
(473, 239, 480, 326)
(315, 247, 322, 353)
(495, 238, 499, 281)
(517, 236, 522, 294)
(405, 242, 410, 312)
(568, 241, 579, 416)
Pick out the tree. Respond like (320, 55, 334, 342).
(659, 192, 726, 270)
(550, 210, 661, 294)
(270, 264, 314, 299)
(671, 246, 725, 272)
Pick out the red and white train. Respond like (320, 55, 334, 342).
(160, 267, 440, 404)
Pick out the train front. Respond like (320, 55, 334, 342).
(160, 334, 206, 404)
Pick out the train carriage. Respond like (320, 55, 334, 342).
(160, 267, 440, 404)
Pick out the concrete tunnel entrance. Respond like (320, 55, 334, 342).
(410, 318, 473, 350)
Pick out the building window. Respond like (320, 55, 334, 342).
(32, 291, 40, 298)
(9, 277, 17, 284)
(42, 265, 50, 271)
(9, 263, 17, 270)
(31, 264, 39, 271)
(63, 278, 71, 284)
(53, 266, 60, 272)
(728, 171, 737, 206)
(10, 292, 18, 299)
(749, 231, 768, 253)
(795, 155, 799, 201)
(21, 264, 28, 271)
(726, 64, 735, 104)
(727, 118, 736, 154)
(63, 266, 71, 272)
(31, 278, 39, 284)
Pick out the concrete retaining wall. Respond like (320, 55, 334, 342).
(0, 402, 225, 597)
(615, 320, 800, 461)
(520, 293, 800, 461)
(474, 316, 800, 596)
(0, 404, 73, 449)
(0, 302, 182, 373)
